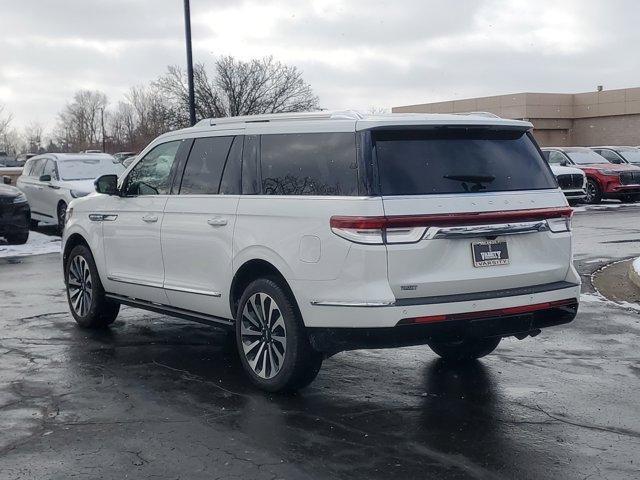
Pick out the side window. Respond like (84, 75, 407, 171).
(548, 151, 565, 164)
(599, 150, 622, 164)
(124, 141, 181, 196)
(31, 159, 45, 178)
(219, 136, 243, 195)
(260, 133, 358, 196)
(179, 136, 233, 195)
(242, 135, 259, 194)
(42, 160, 57, 179)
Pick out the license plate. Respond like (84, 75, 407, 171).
(471, 240, 509, 267)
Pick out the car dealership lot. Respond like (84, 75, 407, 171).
(1, 205, 640, 480)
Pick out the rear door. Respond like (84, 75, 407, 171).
(161, 133, 241, 319)
(373, 127, 572, 300)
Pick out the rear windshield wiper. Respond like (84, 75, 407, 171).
(443, 174, 496, 192)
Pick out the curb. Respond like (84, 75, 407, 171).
(629, 257, 640, 292)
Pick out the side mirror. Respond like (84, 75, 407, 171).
(95, 174, 119, 195)
(3, 175, 11, 185)
(39, 174, 52, 182)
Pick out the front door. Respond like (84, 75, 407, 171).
(101, 140, 184, 304)
(162, 134, 243, 319)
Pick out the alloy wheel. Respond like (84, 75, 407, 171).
(67, 255, 93, 317)
(240, 292, 287, 379)
(586, 181, 596, 203)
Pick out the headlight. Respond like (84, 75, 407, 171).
(70, 189, 90, 198)
(12, 192, 27, 204)
(599, 170, 620, 176)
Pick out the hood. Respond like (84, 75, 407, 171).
(62, 179, 97, 194)
(576, 163, 640, 171)
(549, 165, 584, 176)
(0, 183, 22, 198)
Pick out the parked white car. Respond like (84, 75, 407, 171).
(544, 157, 587, 203)
(62, 111, 580, 392)
(17, 153, 124, 230)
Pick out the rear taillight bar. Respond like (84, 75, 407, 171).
(398, 298, 578, 325)
(330, 207, 573, 230)
(330, 207, 573, 244)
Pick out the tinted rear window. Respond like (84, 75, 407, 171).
(260, 133, 358, 196)
(374, 129, 556, 195)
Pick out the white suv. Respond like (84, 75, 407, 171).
(62, 111, 580, 392)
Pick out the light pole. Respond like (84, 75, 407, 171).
(100, 107, 106, 152)
(183, 0, 196, 126)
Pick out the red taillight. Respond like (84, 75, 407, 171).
(330, 207, 573, 244)
(398, 298, 577, 325)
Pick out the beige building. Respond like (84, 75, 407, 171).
(393, 87, 640, 147)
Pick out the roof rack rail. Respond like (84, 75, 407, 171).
(453, 111, 501, 119)
(195, 110, 365, 127)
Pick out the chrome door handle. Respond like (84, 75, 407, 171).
(207, 217, 228, 227)
(142, 215, 158, 223)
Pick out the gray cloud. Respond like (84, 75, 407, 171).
(0, 0, 639, 133)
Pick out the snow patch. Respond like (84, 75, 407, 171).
(0, 231, 61, 258)
(630, 257, 640, 292)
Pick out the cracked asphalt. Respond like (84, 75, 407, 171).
(1, 204, 640, 480)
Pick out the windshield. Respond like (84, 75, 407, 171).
(564, 149, 610, 165)
(57, 158, 125, 181)
(617, 148, 640, 164)
(374, 128, 556, 195)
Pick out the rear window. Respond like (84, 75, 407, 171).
(260, 133, 358, 196)
(374, 128, 556, 195)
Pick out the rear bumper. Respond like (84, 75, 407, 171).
(300, 281, 581, 329)
(308, 299, 578, 353)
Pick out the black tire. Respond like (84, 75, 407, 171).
(235, 278, 322, 392)
(64, 244, 119, 328)
(29, 219, 39, 230)
(6, 227, 29, 245)
(429, 337, 501, 362)
(585, 178, 602, 204)
(57, 202, 67, 233)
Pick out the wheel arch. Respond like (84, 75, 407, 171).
(62, 232, 90, 270)
(229, 259, 300, 320)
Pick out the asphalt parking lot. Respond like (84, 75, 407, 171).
(1, 204, 640, 480)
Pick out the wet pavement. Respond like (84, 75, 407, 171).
(1, 205, 640, 479)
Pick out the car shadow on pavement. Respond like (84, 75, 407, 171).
(60, 314, 548, 479)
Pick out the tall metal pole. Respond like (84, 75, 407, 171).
(183, 0, 196, 126)
(100, 107, 106, 152)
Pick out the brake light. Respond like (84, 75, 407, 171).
(330, 207, 573, 244)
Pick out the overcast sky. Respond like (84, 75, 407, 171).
(1, 0, 639, 130)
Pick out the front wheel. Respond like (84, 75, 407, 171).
(6, 225, 29, 245)
(429, 337, 501, 362)
(585, 179, 602, 204)
(65, 244, 119, 328)
(235, 278, 322, 392)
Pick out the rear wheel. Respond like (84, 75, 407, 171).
(429, 337, 501, 362)
(57, 202, 67, 233)
(65, 244, 119, 328)
(585, 178, 602, 204)
(235, 278, 322, 392)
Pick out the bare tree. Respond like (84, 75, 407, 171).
(56, 90, 108, 151)
(155, 56, 319, 122)
(0, 104, 18, 154)
(23, 121, 45, 153)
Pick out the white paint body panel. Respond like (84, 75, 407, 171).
(61, 112, 579, 330)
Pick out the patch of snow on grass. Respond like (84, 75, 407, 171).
(0, 231, 61, 258)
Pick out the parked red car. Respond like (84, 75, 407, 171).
(541, 147, 640, 204)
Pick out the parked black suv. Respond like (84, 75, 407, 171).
(0, 183, 30, 245)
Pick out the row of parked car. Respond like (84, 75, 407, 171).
(542, 146, 640, 204)
(1, 141, 639, 249)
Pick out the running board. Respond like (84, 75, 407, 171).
(105, 293, 234, 330)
